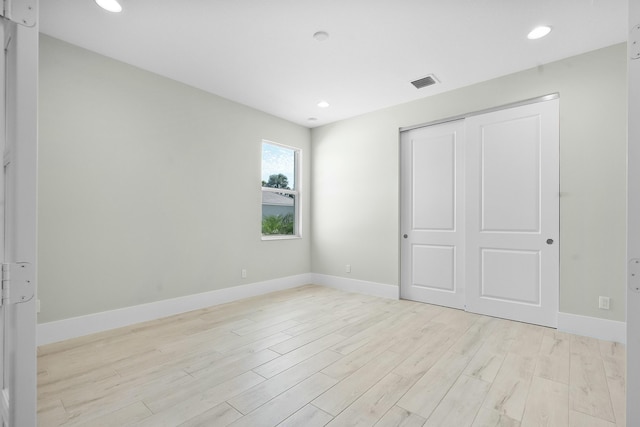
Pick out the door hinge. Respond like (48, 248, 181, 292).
(629, 259, 640, 293)
(1, 262, 34, 306)
(632, 24, 640, 60)
(1, 0, 37, 27)
(0, 388, 8, 427)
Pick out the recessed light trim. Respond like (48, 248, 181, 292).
(95, 0, 122, 13)
(317, 101, 330, 108)
(313, 31, 330, 42)
(527, 26, 552, 40)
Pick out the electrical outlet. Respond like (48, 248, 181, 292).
(345, 264, 351, 273)
(36, 299, 41, 313)
(598, 296, 610, 310)
(241, 269, 247, 279)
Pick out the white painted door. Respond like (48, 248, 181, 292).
(400, 120, 466, 309)
(400, 98, 559, 328)
(0, 17, 38, 427)
(465, 99, 559, 327)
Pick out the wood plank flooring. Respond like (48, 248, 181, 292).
(37, 285, 626, 426)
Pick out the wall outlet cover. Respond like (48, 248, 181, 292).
(598, 296, 610, 310)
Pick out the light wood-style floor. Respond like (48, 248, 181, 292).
(37, 285, 626, 427)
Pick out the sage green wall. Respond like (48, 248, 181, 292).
(311, 44, 627, 322)
(38, 35, 311, 323)
(40, 34, 627, 324)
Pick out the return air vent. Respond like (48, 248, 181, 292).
(411, 74, 438, 89)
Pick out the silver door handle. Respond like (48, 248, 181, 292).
(546, 239, 554, 245)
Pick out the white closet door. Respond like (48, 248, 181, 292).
(465, 99, 559, 327)
(400, 120, 466, 309)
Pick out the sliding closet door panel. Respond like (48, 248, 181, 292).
(465, 99, 559, 327)
(400, 120, 465, 309)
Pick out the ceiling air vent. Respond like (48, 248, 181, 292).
(411, 74, 438, 89)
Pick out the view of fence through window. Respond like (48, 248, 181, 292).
(261, 141, 299, 236)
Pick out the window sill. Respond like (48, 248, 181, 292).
(261, 235, 302, 241)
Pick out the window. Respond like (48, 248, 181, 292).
(261, 141, 300, 238)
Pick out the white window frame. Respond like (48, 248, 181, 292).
(261, 140, 301, 240)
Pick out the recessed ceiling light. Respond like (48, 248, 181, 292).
(527, 26, 552, 40)
(317, 101, 330, 108)
(313, 31, 330, 42)
(95, 0, 122, 13)
(308, 117, 318, 122)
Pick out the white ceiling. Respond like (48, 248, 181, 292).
(39, 1, 627, 128)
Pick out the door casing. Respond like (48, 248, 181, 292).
(0, 18, 38, 427)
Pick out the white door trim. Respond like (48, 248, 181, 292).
(399, 93, 559, 133)
(1, 19, 38, 427)
(627, 3, 640, 424)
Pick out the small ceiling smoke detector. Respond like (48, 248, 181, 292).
(527, 26, 552, 40)
(410, 74, 438, 89)
(95, 0, 122, 12)
(313, 31, 330, 42)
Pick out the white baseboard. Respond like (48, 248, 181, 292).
(310, 276, 628, 344)
(557, 312, 626, 344)
(310, 273, 399, 300)
(40, 274, 623, 346)
(37, 273, 313, 346)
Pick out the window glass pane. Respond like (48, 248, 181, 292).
(262, 193, 296, 235)
(262, 142, 295, 190)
